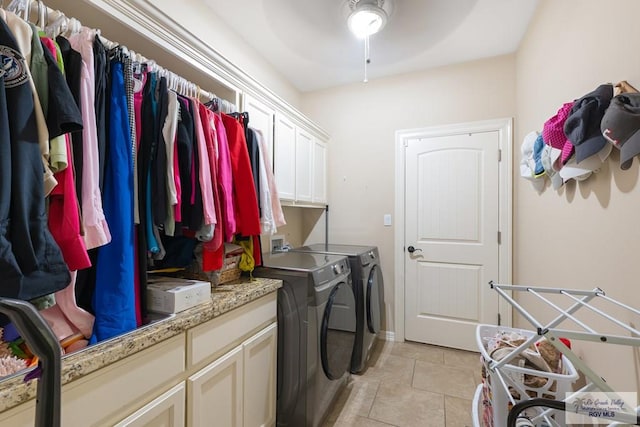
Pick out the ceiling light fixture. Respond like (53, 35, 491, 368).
(348, 1, 387, 39)
(347, 0, 389, 83)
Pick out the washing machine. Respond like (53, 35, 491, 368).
(255, 251, 356, 427)
(292, 244, 384, 373)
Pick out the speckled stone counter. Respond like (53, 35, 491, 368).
(0, 277, 281, 413)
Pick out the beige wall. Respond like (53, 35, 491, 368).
(515, 0, 640, 393)
(301, 55, 517, 333)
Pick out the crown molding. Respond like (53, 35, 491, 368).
(80, 0, 330, 140)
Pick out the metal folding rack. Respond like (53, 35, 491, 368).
(486, 282, 640, 427)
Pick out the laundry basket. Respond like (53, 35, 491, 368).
(476, 325, 579, 427)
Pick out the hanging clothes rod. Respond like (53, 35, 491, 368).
(3, 0, 222, 103)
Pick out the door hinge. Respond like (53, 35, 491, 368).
(497, 313, 502, 326)
(498, 149, 502, 162)
(497, 231, 501, 245)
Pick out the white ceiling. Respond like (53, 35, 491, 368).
(203, 0, 540, 92)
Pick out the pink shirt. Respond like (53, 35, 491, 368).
(191, 99, 216, 227)
(69, 28, 111, 249)
(213, 113, 236, 241)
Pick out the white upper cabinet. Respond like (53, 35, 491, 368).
(295, 128, 314, 203)
(242, 94, 275, 165)
(273, 112, 328, 205)
(274, 113, 297, 201)
(312, 139, 327, 204)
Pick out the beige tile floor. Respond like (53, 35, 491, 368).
(323, 340, 482, 427)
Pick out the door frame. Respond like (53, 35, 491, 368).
(393, 118, 513, 342)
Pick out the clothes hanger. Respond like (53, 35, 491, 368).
(44, 10, 64, 38)
(6, 0, 28, 20)
(36, 0, 46, 28)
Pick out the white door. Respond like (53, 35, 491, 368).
(404, 130, 500, 351)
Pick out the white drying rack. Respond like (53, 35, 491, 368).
(489, 281, 640, 426)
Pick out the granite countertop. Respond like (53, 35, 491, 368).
(0, 277, 281, 413)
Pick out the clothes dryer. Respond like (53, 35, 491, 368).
(255, 252, 356, 427)
(292, 244, 384, 373)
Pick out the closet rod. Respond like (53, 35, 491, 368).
(5, 0, 221, 103)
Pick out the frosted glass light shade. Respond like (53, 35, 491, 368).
(347, 4, 387, 39)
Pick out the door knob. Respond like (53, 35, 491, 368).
(407, 246, 422, 254)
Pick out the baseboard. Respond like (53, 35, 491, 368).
(378, 330, 395, 341)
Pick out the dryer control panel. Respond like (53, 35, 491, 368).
(314, 257, 351, 286)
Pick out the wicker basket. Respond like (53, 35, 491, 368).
(182, 246, 242, 286)
(216, 255, 242, 284)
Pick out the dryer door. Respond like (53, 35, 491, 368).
(320, 281, 356, 380)
(366, 264, 383, 334)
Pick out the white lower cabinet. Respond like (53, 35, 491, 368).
(188, 346, 244, 427)
(186, 293, 278, 427)
(114, 383, 186, 427)
(187, 322, 277, 427)
(243, 323, 277, 427)
(0, 293, 278, 427)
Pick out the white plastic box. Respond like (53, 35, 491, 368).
(147, 277, 211, 314)
(475, 324, 579, 427)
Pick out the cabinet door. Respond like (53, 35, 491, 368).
(295, 128, 313, 203)
(114, 383, 186, 427)
(274, 113, 296, 201)
(187, 346, 243, 427)
(243, 94, 275, 164)
(312, 139, 327, 204)
(243, 323, 277, 427)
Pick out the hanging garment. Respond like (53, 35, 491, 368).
(252, 128, 284, 234)
(139, 71, 160, 255)
(192, 98, 216, 242)
(213, 112, 236, 242)
(28, 24, 47, 120)
(56, 35, 84, 207)
(253, 128, 286, 230)
(69, 26, 111, 249)
(40, 39, 90, 271)
(150, 76, 169, 262)
(40, 271, 94, 343)
(152, 76, 168, 230)
(220, 113, 261, 237)
(0, 17, 70, 300)
(37, 38, 67, 175)
(200, 105, 224, 272)
(40, 36, 83, 139)
(162, 90, 179, 236)
(2, 10, 56, 195)
(92, 58, 136, 342)
(250, 128, 273, 234)
(132, 66, 148, 325)
(176, 96, 198, 231)
(92, 35, 109, 192)
(244, 124, 262, 217)
(187, 98, 204, 233)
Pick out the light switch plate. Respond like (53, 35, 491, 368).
(383, 214, 392, 226)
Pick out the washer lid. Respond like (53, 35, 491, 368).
(295, 243, 376, 257)
(262, 251, 347, 272)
